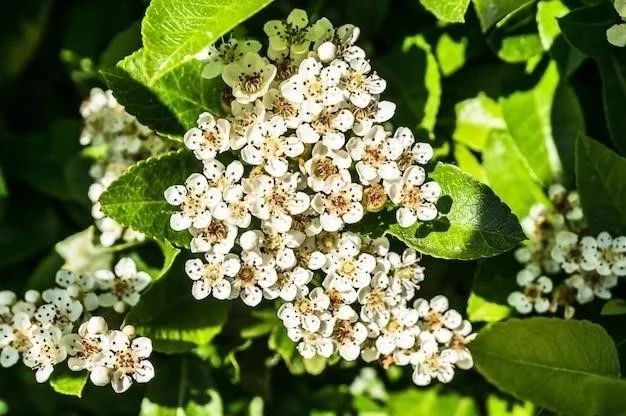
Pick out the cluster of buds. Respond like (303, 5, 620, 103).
(165, 10, 474, 386)
(509, 185, 624, 318)
(0, 258, 153, 391)
(80, 88, 178, 247)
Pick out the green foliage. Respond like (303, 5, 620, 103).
(49, 370, 88, 398)
(100, 150, 200, 248)
(467, 252, 518, 322)
(471, 0, 536, 32)
(576, 134, 626, 235)
(601, 299, 626, 316)
(388, 163, 525, 260)
(453, 94, 505, 152)
(419, 0, 470, 23)
(471, 318, 623, 416)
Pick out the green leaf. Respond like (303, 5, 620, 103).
(49, 370, 88, 398)
(485, 395, 534, 416)
(140, 354, 224, 416)
(419, 0, 470, 23)
(559, 3, 626, 153)
(141, 0, 272, 81)
(453, 144, 488, 184)
(601, 299, 626, 315)
(435, 33, 469, 77)
(124, 258, 229, 353)
(0, 166, 6, 198)
(388, 388, 479, 416)
(471, 317, 622, 416)
(467, 252, 519, 322)
(387, 163, 525, 260)
(379, 35, 441, 135)
(99, 20, 141, 69)
(500, 62, 564, 185)
(453, 93, 506, 151)
(100, 150, 200, 248)
(576, 134, 626, 235)
(471, 0, 536, 32)
(154, 239, 180, 281)
(483, 131, 549, 218)
(268, 325, 326, 375)
(102, 49, 223, 137)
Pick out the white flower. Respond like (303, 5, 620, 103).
(185, 253, 239, 300)
(222, 52, 277, 104)
(323, 232, 376, 291)
(551, 231, 596, 273)
(607, 23, 626, 47)
(411, 348, 456, 386)
(352, 101, 396, 136)
(389, 166, 441, 227)
(197, 38, 262, 79)
(386, 248, 424, 299)
(262, 89, 301, 128)
(0, 312, 33, 368)
(296, 108, 354, 149)
(331, 305, 368, 361)
(347, 125, 402, 185)
(245, 173, 310, 233)
(229, 100, 266, 149)
(332, 57, 386, 108)
(240, 226, 305, 269)
(316, 24, 362, 62)
(581, 232, 626, 276)
(288, 321, 335, 359)
(507, 265, 553, 314)
(62, 317, 110, 385)
(164, 173, 221, 231)
(189, 219, 239, 254)
(94, 258, 151, 313)
(263, 266, 312, 301)
(311, 172, 364, 232)
(230, 251, 278, 306)
(264, 9, 313, 55)
(372, 307, 420, 355)
(184, 113, 231, 161)
(357, 273, 399, 326)
(278, 287, 332, 332)
(414, 296, 463, 344)
(55, 269, 99, 312)
(446, 320, 475, 370)
(105, 330, 154, 393)
(242, 116, 303, 177)
(280, 57, 344, 118)
(204, 160, 251, 228)
(566, 272, 618, 304)
(37, 290, 83, 333)
(294, 237, 328, 270)
(23, 326, 67, 383)
(303, 142, 352, 192)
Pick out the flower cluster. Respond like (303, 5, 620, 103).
(0, 258, 153, 391)
(509, 184, 624, 318)
(166, 10, 473, 387)
(607, 0, 626, 47)
(80, 88, 178, 247)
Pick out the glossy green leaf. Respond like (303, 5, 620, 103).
(420, 0, 470, 23)
(379, 35, 441, 135)
(559, 3, 626, 153)
(49, 370, 87, 398)
(388, 163, 525, 260)
(100, 150, 200, 248)
(141, 0, 272, 80)
(500, 62, 563, 185)
(601, 299, 626, 315)
(471, 318, 622, 416)
(576, 134, 626, 235)
(483, 131, 549, 218)
(124, 258, 229, 353)
(102, 49, 223, 137)
(471, 0, 536, 32)
(453, 93, 506, 151)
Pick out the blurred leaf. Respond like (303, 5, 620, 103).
(99, 21, 142, 69)
(491, 32, 543, 63)
(453, 93, 506, 151)
(602, 299, 626, 316)
(102, 49, 223, 137)
(125, 259, 230, 353)
(454, 144, 488, 184)
(500, 62, 563, 185)
(471, 0, 537, 32)
(379, 35, 441, 135)
(154, 240, 180, 281)
(0, 166, 6, 198)
(536, 0, 584, 75)
(559, 3, 626, 153)
(388, 388, 479, 415)
(467, 252, 518, 322)
(27, 250, 64, 291)
(471, 317, 622, 415)
(100, 150, 200, 248)
(388, 163, 525, 260)
(483, 131, 549, 218)
(268, 325, 326, 375)
(140, 354, 223, 416)
(49, 370, 87, 398)
(141, 0, 273, 80)
(576, 134, 626, 235)
(485, 395, 534, 416)
(435, 33, 469, 77)
(420, 0, 470, 23)
(54, 227, 115, 275)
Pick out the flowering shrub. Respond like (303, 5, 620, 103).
(0, 0, 625, 415)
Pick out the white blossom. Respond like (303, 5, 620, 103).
(105, 329, 154, 393)
(23, 326, 67, 383)
(389, 166, 441, 227)
(222, 52, 277, 104)
(507, 265, 553, 314)
(94, 257, 150, 313)
(311, 172, 364, 231)
(230, 251, 277, 306)
(185, 253, 239, 300)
